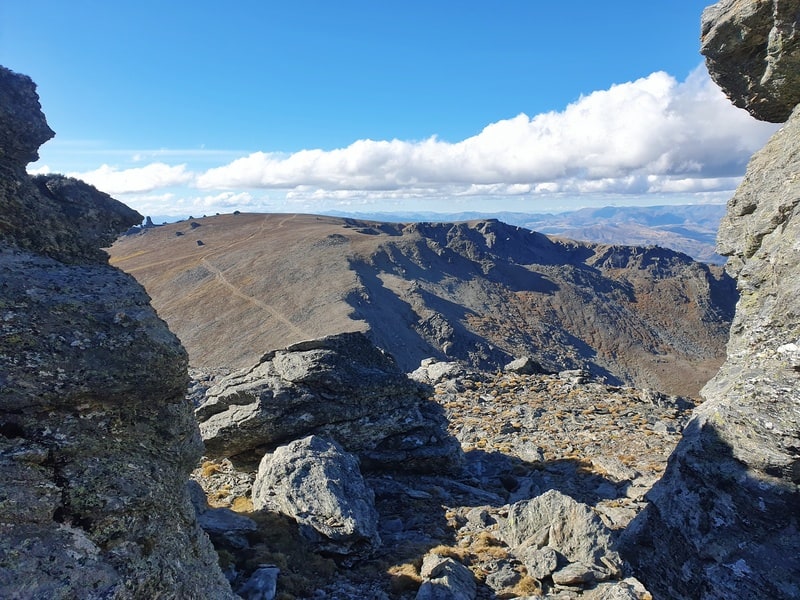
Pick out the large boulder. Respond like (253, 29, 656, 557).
(620, 5, 800, 597)
(501, 490, 622, 586)
(251, 435, 380, 557)
(0, 66, 235, 598)
(701, 0, 800, 122)
(196, 332, 462, 472)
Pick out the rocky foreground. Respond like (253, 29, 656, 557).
(192, 351, 691, 599)
(2, 0, 799, 598)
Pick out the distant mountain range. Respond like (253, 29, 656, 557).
(323, 204, 728, 264)
(110, 212, 735, 398)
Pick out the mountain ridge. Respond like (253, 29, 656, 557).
(109, 212, 735, 398)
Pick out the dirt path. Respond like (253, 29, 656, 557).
(200, 256, 308, 339)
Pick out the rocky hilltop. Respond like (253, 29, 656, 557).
(0, 66, 235, 598)
(109, 213, 735, 398)
(621, 2, 800, 598)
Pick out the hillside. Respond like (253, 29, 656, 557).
(108, 212, 735, 397)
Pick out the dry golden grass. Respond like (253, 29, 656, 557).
(387, 562, 422, 594)
(200, 460, 222, 477)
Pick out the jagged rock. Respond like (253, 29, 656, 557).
(197, 332, 461, 472)
(701, 0, 800, 122)
(620, 9, 800, 598)
(0, 68, 141, 265)
(252, 435, 380, 557)
(410, 358, 469, 384)
(551, 562, 601, 586)
(501, 490, 622, 583)
(0, 66, 234, 598)
(416, 553, 477, 600)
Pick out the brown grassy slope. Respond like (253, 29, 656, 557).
(108, 213, 735, 398)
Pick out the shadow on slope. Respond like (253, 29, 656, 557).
(620, 419, 800, 600)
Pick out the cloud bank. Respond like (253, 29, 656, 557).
(66, 66, 779, 213)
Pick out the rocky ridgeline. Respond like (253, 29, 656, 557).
(620, 2, 800, 599)
(191, 349, 695, 599)
(0, 66, 235, 597)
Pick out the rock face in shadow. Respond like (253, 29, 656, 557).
(0, 66, 235, 598)
(701, 0, 800, 122)
(197, 332, 461, 472)
(620, 4, 800, 598)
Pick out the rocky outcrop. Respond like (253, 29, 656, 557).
(252, 435, 380, 558)
(620, 4, 800, 598)
(701, 0, 800, 122)
(196, 332, 462, 472)
(0, 66, 235, 598)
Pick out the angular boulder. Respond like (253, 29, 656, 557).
(501, 490, 622, 582)
(196, 332, 461, 472)
(0, 65, 234, 598)
(251, 435, 380, 557)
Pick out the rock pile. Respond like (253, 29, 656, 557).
(194, 366, 695, 598)
(0, 66, 234, 598)
(620, 3, 800, 599)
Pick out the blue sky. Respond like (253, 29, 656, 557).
(2, 1, 779, 219)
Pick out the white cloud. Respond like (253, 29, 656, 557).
(69, 162, 193, 194)
(195, 66, 778, 199)
(47, 65, 777, 216)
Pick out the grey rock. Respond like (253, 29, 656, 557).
(197, 332, 461, 472)
(252, 435, 380, 557)
(484, 560, 521, 590)
(504, 356, 543, 375)
(517, 545, 558, 580)
(620, 28, 800, 599)
(0, 67, 234, 598)
(501, 490, 621, 578)
(410, 358, 468, 384)
(238, 565, 280, 600)
(551, 562, 598, 586)
(582, 577, 651, 600)
(416, 554, 477, 600)
(701, 0, 800, 122)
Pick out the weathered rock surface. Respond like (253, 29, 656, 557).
(621, 5, 800, 598)
(252, 435, 380, 557)
(197, 332, 461, 472)
(501, 490, 622, 583)
(416, 553, 477, 600)
(701, 0, 800, 122)
(0, 66, 234, 598)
